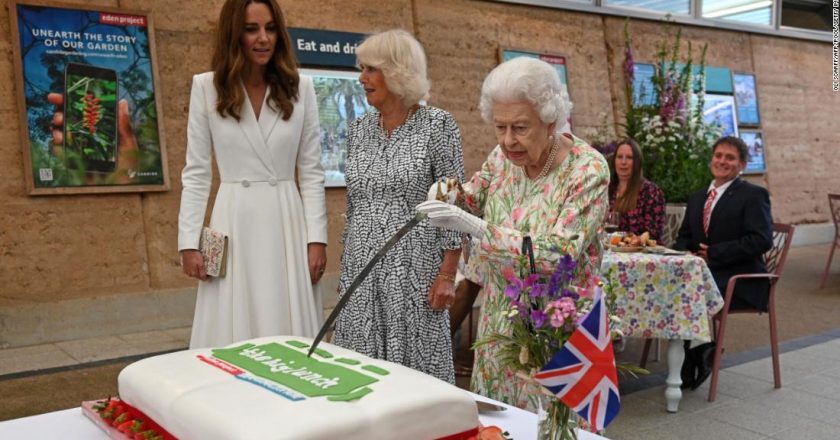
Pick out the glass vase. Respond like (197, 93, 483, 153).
(537, 394, 578, 440)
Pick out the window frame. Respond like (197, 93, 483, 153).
(491, 0, 831, 43)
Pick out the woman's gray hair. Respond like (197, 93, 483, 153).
(479, 57, 573, 130)
(356, 29, 430, 106)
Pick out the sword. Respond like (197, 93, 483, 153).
(307, 213, 426, 357)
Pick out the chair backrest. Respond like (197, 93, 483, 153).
(829, 194, 840, 232)
(765, 223, 795, 276)
(661, 204, 686, 248)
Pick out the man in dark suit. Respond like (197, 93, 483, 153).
(674, 136, 773, 389)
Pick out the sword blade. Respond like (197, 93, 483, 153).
(307, 213, 425, 357)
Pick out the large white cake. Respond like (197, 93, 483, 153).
(117, 336, 480, 440)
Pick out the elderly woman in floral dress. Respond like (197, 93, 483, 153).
(418, 57, 609, 411)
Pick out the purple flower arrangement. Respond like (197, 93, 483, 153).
(478, 254, 606, 372)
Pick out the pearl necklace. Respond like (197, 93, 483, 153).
(533, 138, 560, 180)
(379, 105, 418, 137)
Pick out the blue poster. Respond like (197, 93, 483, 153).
(703, 94, 739, 138)
(13, 3, 166, 192)
(740, 130, 766, 174)
(734, 73, 760, 126)
(632, 63, 656, 106)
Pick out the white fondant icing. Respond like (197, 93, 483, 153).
(118, 336, 479, 440)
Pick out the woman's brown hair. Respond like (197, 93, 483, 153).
(212, 0, 299, 121)
(608, 138, 644, 214)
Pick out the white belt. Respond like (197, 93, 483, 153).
(221, 178, 287, 188)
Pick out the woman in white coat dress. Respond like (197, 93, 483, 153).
(178, 0, 327, 348)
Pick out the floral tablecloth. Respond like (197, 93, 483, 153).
(601, 250, 724, 342)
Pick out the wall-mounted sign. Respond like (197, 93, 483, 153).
(734, 72, 761, 126)
(301, 68, 371, 188)
(632, 63, 656, 106)
(10, 1, 169, 195)
(289, 28, 367, 69)
(740, 129, 766, 174)
(703, 94, 739, 138)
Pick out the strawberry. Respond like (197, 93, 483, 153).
(477, 426, 508, 440)
(117, 419, 135, 432)
(112, 404, 127, 419)
(92, 397, 112, 412)
(99, 399, 120, 418)
(135, 429, 159, 440)
(128, 420, 147, 433)
(111, 411, 132, 427)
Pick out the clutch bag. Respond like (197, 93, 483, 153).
(199, 227, 228, 277)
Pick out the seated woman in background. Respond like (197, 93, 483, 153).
(608, 138, 665, 242)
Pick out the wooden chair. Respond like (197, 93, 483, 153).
(819, 194, 840, 289)
(638, 204, 687, 367)
(707, 223, 795, 402)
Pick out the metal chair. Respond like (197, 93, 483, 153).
(819, 194, 840, 289)
(707, 223, 795, 402)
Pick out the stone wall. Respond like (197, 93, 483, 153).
(0, 0, 836, 347)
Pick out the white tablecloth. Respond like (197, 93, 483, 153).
(0, 393, 607, 439)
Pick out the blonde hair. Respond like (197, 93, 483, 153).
(479, 57, 572, 130)
(356, 29, 430, 106)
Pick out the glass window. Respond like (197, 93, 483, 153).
(702, 0, 772, 26)
(604, 0, 690, 15)
(781, 0, 832, 32)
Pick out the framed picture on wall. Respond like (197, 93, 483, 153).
(10, 1, 169, 195)
(733, 72, 761, 126)
(632, 63, 657, 106)
(499, 48, 572, 128)
(740, 129, 766, 174)
(300, 68, 371, 188)
(702, 94, 739, 138)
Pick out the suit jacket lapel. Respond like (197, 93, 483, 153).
(238, 84, 275, 173)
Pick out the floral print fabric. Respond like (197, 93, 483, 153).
(462, 135, 609, 411)
(609, 179, 666, 241)
(602, 251, 723, 341)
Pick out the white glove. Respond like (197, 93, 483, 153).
(427, 178, 459, 204)
(416, 200, 487, 237)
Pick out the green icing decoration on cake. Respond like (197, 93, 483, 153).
(327, 386, 373, 402)
(211, 343, 379, 399)
(313, 348, 333, 358)
(361, 365, 390, 376)
(283, 340, 332, 358)
(335, 358, 361, 366)
(284, 340, 309, 349)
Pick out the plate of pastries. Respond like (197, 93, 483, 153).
(607, 231, 658, 252)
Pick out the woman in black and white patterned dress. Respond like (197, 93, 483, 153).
(333, 30, 464, 383)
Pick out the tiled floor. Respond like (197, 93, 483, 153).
(0, 327, 190, 377)
(609, 336, 840, 440)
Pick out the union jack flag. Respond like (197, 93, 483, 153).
(533, 289, 620, 431)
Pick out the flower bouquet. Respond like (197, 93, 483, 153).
(475, 251, 617, 440)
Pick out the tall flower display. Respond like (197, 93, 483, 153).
(622, 21, 723, 203)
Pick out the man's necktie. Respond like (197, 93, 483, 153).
(703, 188, 717, 235)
